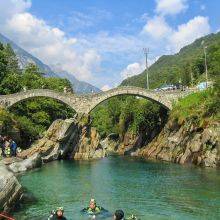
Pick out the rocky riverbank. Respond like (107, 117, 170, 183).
(135, 119, 220, 168)
(13, 115, 106, 164)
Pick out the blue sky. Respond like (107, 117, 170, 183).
(0, 0, 219, 90)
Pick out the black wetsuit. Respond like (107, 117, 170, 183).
(49, 215, 67, 220)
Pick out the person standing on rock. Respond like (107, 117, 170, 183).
(10, 139, 18, 157)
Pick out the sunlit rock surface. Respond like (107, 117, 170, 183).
(137, 119, 220, 167)
(0, 162, 22, 212)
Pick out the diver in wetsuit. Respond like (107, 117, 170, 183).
(114, 210, 124, 220)
(114, 210, 139, 220)
(48, 207, 67, 220)
(82, 198, 106, 215)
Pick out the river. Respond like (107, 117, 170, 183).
(14, 156, 220, 220)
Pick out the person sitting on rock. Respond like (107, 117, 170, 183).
(48, 207, 67, 220)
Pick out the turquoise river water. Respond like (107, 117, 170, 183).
(14, 157, 220, 220)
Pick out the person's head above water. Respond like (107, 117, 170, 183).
(89, 198, 96, 210)
(56, 207, 64, 217)
(114, 210, 124, 220)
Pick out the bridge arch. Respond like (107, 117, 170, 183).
(85, 87, 173, 114)
(0, 89, 78, 113)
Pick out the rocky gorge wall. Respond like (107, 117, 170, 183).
(135, 119, 220, 168)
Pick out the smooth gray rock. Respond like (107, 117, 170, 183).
(0, 162, 22, 211)
(9, 153, 42, 173)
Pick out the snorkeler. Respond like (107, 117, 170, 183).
(114, 210, 139, 220)
(81, 198, 107, 215)
(114, 210, 124, 220)
(48, 207, 67, 220)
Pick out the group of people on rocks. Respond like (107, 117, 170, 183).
(48, 198, 138, 220)
(0, 135, 19, 158)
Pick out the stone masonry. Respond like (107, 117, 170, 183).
(0, 86, 194, 114)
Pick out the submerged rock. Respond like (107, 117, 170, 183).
(0, 162, 22, 212)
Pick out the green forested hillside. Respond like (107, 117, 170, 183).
(0, 43, 75, 147)
(121, 32, 220, 88)
(91, 96, 167, 140)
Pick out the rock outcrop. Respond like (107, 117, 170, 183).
(19, 118, 80, 162)
(0, 162, 22, 212)
(137, 119, 220, 167)
(8, 153, 42, 173)
(73, 125, 106, 160)
(17, 115, 106, 162)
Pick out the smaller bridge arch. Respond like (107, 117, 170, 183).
(0, 89, 79, 112)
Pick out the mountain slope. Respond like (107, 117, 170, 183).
(0, 33, 57, 77)
(0, 33, 101, 94)
(121, 32, 220, 88)
(53, 70, 101, 94)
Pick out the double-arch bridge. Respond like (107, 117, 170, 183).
(0, 87, 194, 114)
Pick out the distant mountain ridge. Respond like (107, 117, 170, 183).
(52, 69, 101, 94)
(0, 33, 101, 94)
(0, 33, 57, 77)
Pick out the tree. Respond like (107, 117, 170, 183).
(4, 43, 20, 75)
(0, 73, 22, 94)
(181, 63, 191, 86)
(0, 42, 7, 82)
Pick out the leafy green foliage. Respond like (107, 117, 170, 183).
(0, 43, 75, 147)
(171, 80, 220, 126)
(91, 96, 168, 139)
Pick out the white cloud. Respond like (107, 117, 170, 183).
(120, 62, 145, 79)
(79, 31, 144, 55)
(169, 16, 211, 52)
(101, 84, 111, 91)
(141, 16, 172, 39)
(156, 0, 188, 15)
(0, 0, 101, 80)
(0, 0, 31, 24)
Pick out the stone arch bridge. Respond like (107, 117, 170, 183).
(0, 87, 193, 114)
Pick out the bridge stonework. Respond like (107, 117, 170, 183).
(0, 87, 194, 114)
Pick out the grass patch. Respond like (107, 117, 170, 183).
(171, 87, 220, 127)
